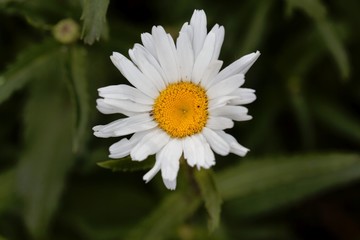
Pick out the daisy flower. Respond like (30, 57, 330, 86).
(93, 9, 260, 190)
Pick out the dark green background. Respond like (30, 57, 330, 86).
(0, 0, 360, 239)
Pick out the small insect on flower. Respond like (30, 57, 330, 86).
(93, 9, 260, 190)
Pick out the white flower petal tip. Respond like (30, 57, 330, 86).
(212, 51, 260, 86)
(163, 178, 177, 190)
(242, 51, 261, 74)
(94, 9, 259, 190)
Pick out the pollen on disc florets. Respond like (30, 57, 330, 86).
(152, 81, 208, 138)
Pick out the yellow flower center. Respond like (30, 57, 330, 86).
(153, 82, 208, 138)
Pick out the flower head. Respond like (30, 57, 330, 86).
(94, 10, 260, 190)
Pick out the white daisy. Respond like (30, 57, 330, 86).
(94, 9, 260, 190)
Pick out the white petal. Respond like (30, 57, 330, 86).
(132, 44, 168, 86)
(200, 60, 223, 89)
(143, 157, 161, 183)
(208, 95, 239, 109)
(190, 10, 207, 58)
(197, 134, 209, 168)
(108, 138, 131, 158)
(130, 128, 170, 161)
(228, 88, 256, 105)
(206, 116, 234, 130)
(99, 99, 152, 113)
(163, 178, 176, 190)
(110, 52, 158, 98)
(96, 99, 122, 115)
(182, 137, 197, 167)
(183, 135, 214, 169)
(190, 134, 205, 169)
(218, 131, 249, 157)
(168, 34, 181, 79)
(93, 118, 121, 132)
(211, 105, 252, 121)
(203, 142, 216, 168)
(180, 21, 194, 42)
(114, 121, 157, 137)
(159, 139, 182, 181)
(213, 51, 260, 85)
(93, 113, 155, 138)
(177, 25, 194, 81)
(141, 32, 156, 58)
(129, 46, 166, 91)
(98, 84, 153, 105)
(202, 127, 230, 156)
(207, 74, 244, 99)
(209, 24, 225, 61)
(152, 26, 179, 83)
(96, 98, 146, 116)
(191, 32, 216, 84)
(109, 130, 149, 158)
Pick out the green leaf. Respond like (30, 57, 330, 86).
(216, 153, 360, 218)
(0, 40, 59, 104)
(285, 0, 350, 79)
(98, 157, 155, 172)
(276, 27, 324, 77)
(240, 0, 272, 54)
(316, 20, 350, 79)
(125, 192, 201, 240)
(80, 0, 109, 45)
(16, 52, 75, 238)
(0, 169, 15, 214)
(0, 0, 21, 5)
(69, 47, 90, 153)
(285, 0, 327, 20)
(312, 100, 360, 144)
(194, 169, 222, 232)
(0, 0, 74, 30)
(287, 77, 315, 149)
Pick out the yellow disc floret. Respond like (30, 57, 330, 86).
(153, 82, 208, 138)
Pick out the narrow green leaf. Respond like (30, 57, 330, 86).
(0, 235, 7, 240)
(98, 157, 155, 172)
(312, 100, 360, 144)
(0, 0, 21, 5)
(194, 170, 222, 232)
(316, 20, 350, 79)
(277, 27, 324, 77)
(285, 0, 327, 20)
(240, 0, 272, 54)
(16, 52, 75, 238)
(288, 77, 315, 149)
(0, 169, 15, 213)
(0, 40, 59, 104)
(285, 0, 350, 79)
(217, 153, 360, 217)
(69, 47, 90, 153)
(80, 0, 109, 45)
(126, 192, 201, 240)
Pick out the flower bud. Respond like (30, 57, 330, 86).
(53, 19, 80, 44)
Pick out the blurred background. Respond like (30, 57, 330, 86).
(0, 0, 360, 239)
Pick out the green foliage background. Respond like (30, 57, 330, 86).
(0, 0, 360, 239)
